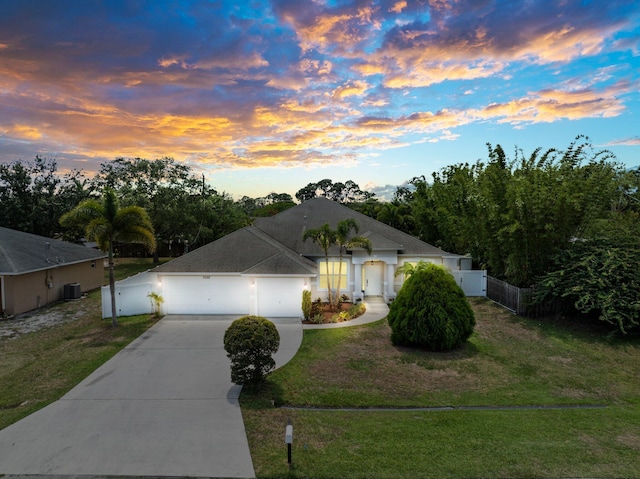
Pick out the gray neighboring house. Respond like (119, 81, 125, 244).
(0, 227, 106, 316)
(120, 197, 484, 319)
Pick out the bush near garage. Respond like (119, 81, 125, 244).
(388, 263, 475, 351)
(223, 315, 280, 386)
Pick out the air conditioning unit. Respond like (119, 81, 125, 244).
(63, 283, 82, 300)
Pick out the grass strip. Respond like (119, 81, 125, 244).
(0, 258, 164, 431)
(241, 298, 640, 478)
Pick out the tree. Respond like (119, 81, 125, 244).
(60, 188, 156, 327)
(0, 156, 92, 238)
(388, 263, 475, 351)
(223, 316, 280, 387)
(409, 136, 622, 286)
(303, 223, 337, 306)
(334, 219, 372, 307)
(295, 179, 374, 203)
(303, 219, 372, 310)
(535, 237, 640, 335)
(93, 157, 249, 259)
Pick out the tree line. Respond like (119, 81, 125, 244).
(1, 136, 638, 332)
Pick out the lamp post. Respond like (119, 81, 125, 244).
(285, 419, 293, 465)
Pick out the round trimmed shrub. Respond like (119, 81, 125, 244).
(223, 315, 280, 386)
(388, 264, 475, 351)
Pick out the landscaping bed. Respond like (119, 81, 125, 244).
(302, 299, 366, 324)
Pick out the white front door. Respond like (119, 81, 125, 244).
(363, 261, 384, 296)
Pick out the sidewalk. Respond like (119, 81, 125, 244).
(303, 297, 389, 330)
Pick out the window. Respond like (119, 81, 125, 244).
(319, 261, 347, 290)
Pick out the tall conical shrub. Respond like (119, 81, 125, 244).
(388, 264, 475, 351)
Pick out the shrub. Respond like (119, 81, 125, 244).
(223, 316, 280, 386)
(310, 298, 324, 318)
(348, 302, 366, 317)
(302, 289, 312, 320)
(388, 264, 475, 351)
(147, 292, 164, 317)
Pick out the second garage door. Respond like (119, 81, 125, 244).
(256, 278, 304, 317)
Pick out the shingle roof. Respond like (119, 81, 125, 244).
(0, 227, 106, 275)
(254, 197, 452, 257)
(152, 226, 317, 275)
(153, 197, 459, 275)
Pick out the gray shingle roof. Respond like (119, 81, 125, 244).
(0, 227, 106, 275)
(152, 226, 317, 275)
(254, 197, 452, 257)
(154, 197, 458, 275)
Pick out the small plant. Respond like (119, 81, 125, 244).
(302, 289, 312, 320)
(312, 313, 324, 324)
(147, 292, 164, 317)
(348, 302, 366, 318)
(339, 294, 350, 304)
(311, 298, 324, 318)
(223, 315, 280, 387)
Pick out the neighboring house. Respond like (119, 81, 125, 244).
(0, 227, 106, 316)
(104, 198, 486, 318)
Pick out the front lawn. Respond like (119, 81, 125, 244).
(241, 298, 640, 478)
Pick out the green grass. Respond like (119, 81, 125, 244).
(106, 257, 168, 283)
(0, 261, 162, 431)
(241, 298, 640, 478)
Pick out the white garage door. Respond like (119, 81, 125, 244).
(161, 275, 250, 315)
(257, 278, 304, 317)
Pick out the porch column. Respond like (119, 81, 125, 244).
(353, 264, 363, 301)
(386, 263, 396, 301)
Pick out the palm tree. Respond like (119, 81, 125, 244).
(334, 219, 372, 309)
(303, 219, 372, 311)
(60, 188, 156, 326)
(394, 260, 429, 281)
(303, 223, 337, 306)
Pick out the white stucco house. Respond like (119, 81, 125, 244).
(102, 197, 486, 318)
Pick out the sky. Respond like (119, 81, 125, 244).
(1, 0, 639, 200)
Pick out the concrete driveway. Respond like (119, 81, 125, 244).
(0, 315, 302, 478)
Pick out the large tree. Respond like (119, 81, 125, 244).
(410, 136, 621, 286)
(0, 157, 92, 237)
(295, 179, 374, 203)
(94, 157, 248, 259)
(60, 188, 156, 326)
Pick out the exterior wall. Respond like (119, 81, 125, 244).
(307, 256, 358, 303)
(393, 256, 486, 298)
(102, 272, 310, 318)
(3, 260, 104, 316)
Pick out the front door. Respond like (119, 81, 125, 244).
(363, 261, 383, 296)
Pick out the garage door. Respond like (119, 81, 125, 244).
(257, 278, 304, 317)
(161, 275, 250, 315)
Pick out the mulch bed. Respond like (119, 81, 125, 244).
(302, 302, 364, 324)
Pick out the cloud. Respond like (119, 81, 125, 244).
(605, 136, 640, 146)
(0, 0, 637, 183)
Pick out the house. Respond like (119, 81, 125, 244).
(0, 227, 106, 316)
(105, 198, 485, 318)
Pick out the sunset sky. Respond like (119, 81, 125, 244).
(1, 0, 639, 199)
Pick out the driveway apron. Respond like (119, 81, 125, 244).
(0, 315, 302, 478)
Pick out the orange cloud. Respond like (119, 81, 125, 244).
(389, 1, 407, 14)
(332, 80, 370, 99)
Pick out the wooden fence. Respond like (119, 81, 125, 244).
(486, 275, 560, 317)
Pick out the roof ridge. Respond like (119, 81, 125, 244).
(247, 227, 317, 270)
